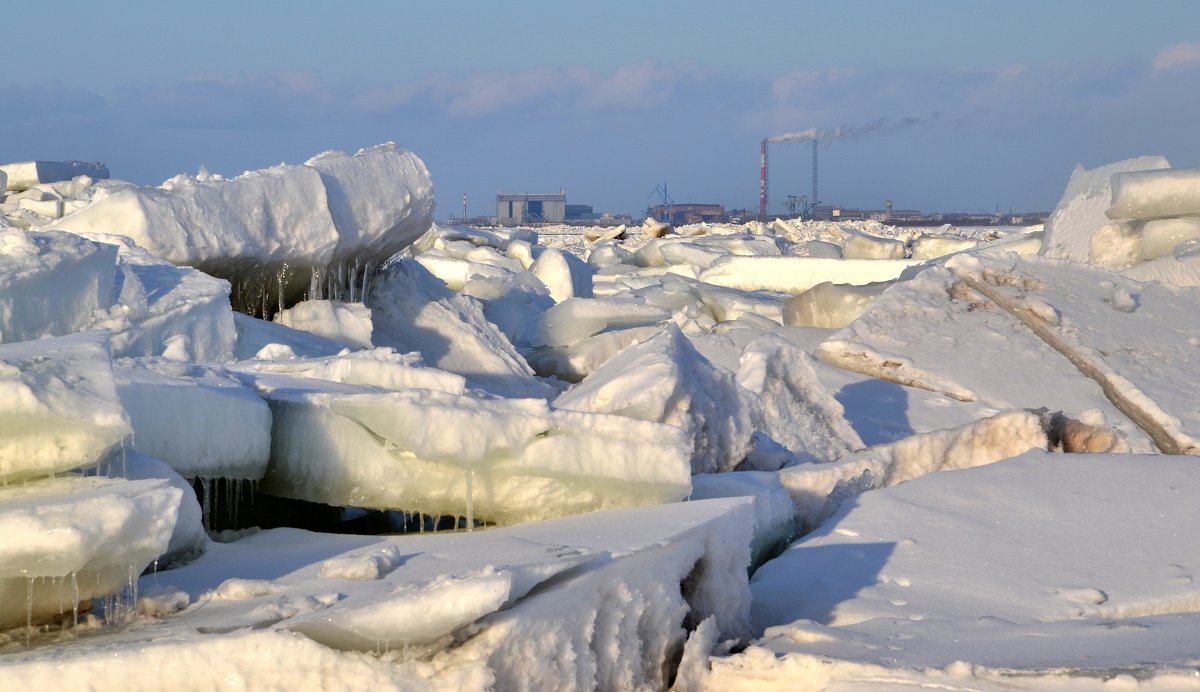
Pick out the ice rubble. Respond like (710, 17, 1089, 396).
(9, 145, 1200, 687)
(0, 498, 753, 690)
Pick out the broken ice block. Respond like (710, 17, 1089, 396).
(0, 475, 180, 629)
(0, 332, 130, 483)
(0, 229, 117, 344)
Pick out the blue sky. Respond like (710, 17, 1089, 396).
(5, 1, 1200, 219)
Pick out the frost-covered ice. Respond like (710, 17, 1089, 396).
(8, 146, 1200, 688)
(815, 260, 1154, 450)
(231, 368, 691, 524)
(0, 475, 180, 629)
(0, 498, 752, 690)
(0, 229, 117, 343)
(114, 359, 271, 480)
(0, 332, 130, 482)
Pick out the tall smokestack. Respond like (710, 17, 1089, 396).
(759, 138, 769, 219)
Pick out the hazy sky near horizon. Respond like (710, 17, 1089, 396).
(5, 0, 1200, 218)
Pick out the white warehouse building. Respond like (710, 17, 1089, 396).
(496, 192, 566, 225)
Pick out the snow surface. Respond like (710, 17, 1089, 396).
(6, 147, 1200, 689)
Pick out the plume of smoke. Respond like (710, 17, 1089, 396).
(768, 114, 937, 144)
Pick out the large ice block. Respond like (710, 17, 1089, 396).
(0, 229, 118, 344)
(0, 332, 131, 483)
(0, 475, 180, 629)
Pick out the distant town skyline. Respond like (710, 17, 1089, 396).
(4, 1, 1200, 219)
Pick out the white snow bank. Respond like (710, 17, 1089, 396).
(1039, 156, 1170, 264)
(1123, 244, 1200, 286)
(815, 262, 1154, 450)
(706, 452, 1200, 686)
(556, 325, 754, 474)
(946, 253, 1200, 454)
(274, 299, 373, 350)
(114, 359, 271, 480)
(0, 475, 179, 629)
(1108, 167, 1200, 220)
(698, 256, 921, 295)
(0, 229, 117, 343)
(0, 332, 130, 483)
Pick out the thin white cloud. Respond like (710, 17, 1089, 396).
(1152, 41, 1200, 72)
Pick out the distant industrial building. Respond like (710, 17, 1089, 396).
(565, 204, 594, 221)
(496, 192, 566, 225)
(648, 203, 726, 225)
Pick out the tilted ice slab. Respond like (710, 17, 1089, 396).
(736, 333, 863, 465)
(84, 233, 237, 363)
(50, 144, 433, 306)
(1038, 156, 1170, 265)
(778, 409, 1047, 530)
(945, 253, 1200, 454)
(114, 359, 272, 480)
(0, 475, 180, 630)
(0, 229, 117, 344)
(231, 347, 467, 396)
(705, 453, 1200, 686)
(273, 299, 373, 350)
(0, 332, 131, 483)
(234, 371, 691, 525)
(698, 256, 922, 295)
(369, 257, 555, 399)
(557, 325, 754, 475)
(0, 498, 752, 690)
(815, 261, 1154, 451)
(231, 312, 347, 361)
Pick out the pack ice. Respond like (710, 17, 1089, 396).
(3, 145, 1200, 690)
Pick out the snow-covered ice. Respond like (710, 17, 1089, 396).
(5, 145, 1200, 689)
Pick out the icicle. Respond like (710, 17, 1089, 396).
(26, 578, 33, 646)
(277, 262, 289, 317)
(234, 480, 243, 528)
(71, 572, 79, 630)
(360, 260, 372, 303)
(201, 478, 213, 530)
(464, 468, 475, 532)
